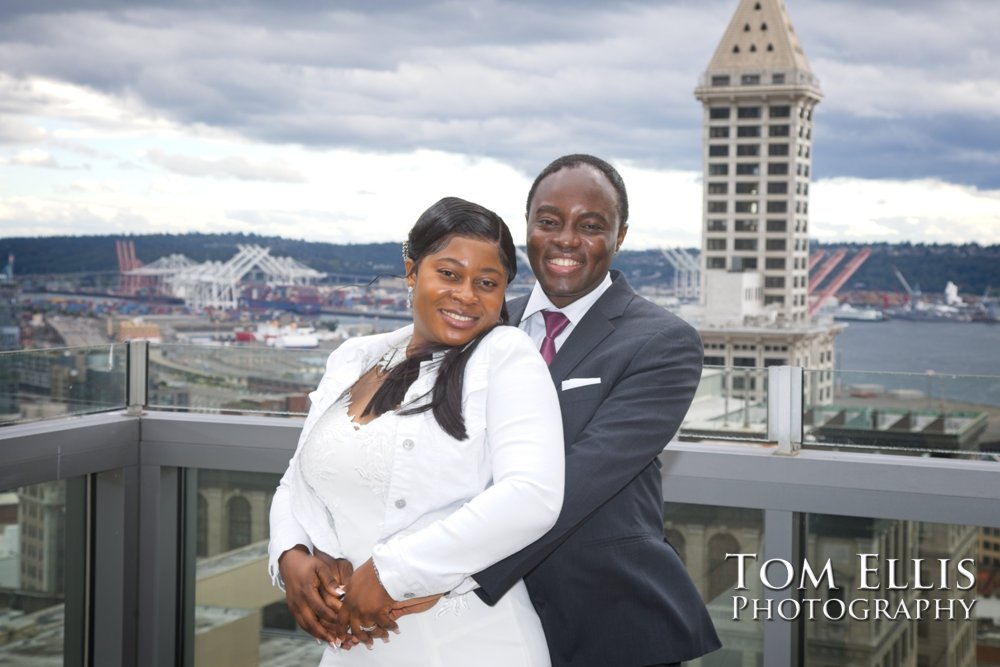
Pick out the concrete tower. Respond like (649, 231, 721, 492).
(691, 0, 839, 408)
(695, 0, 821, 324)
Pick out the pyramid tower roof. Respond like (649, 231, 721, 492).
(705, 0, 813, 75)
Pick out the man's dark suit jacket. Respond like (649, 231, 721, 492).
(474, 271, 721, 667)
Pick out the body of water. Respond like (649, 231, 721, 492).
(834, 320, 1000, 407)
(836, 320, 1000, 376)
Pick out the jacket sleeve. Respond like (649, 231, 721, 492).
(371, 329, 565, 600)
(473, 318, 703, 603)
(266, 345, 349, 589)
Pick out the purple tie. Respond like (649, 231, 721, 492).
(540, 310, 570, 365)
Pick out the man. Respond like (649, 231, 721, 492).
(274, 154, 720, 665)
(471, 154, 720, 666)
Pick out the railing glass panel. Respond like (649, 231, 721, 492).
(189, 468, 323, 666)
(682, 366, 769, 441)
(664, 502, 764, 666)
(148, 345, 328, 417)
(804, 369, 1000, 460)
(0, 479, 85, 666)
(0, 345, 127, 426)
(801, 514, 995, 667)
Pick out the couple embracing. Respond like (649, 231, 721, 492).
(268, 154, 721, 666)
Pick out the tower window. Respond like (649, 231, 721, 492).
(736, 163, 760, 176)
(767, 239, 787, 251)
(709, 163, 729, 176)
(768, 162, 789, 175)
(710, 107, 731, 120)
(766, 220, 787, 232)
(710, 126, 730, 138)
(709, 145, 729, 157)
(733, 45, 740, 53)
(754, 2, 761, 9)
(772, 73, 785, 83)
(736, 182, 760, 195)
(735, 220, 758, 232)
(708, 182, 728, 194)
(768, 143, 789, 157)
(767, 43, 774, 52)
(711, 75, 731, 86)
(707, 220, 727, 231)
(744, 23, 751, 31)
(770, 105, 791, 118)
(761, 23, 768, 31)
(707, 239, 727, 250)
(767, 201, 788, 214)
(749, 44, 757, 52)
(735, 239, 758, 251)
(767, 182, 788, 195)
(738, 106, 762, 119)
(738, 125, 761, 137)
(741, 73, 760, 84)
(737, 144, 760, 157)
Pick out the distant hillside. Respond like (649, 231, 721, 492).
(1, 234, 998, 296)
(0, 233, 400, 277)
(816, 242, 1000, 296)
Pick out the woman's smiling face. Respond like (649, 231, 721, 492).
(407, 234, 508, 349)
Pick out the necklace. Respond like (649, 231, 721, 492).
(374, 340, 410, 377)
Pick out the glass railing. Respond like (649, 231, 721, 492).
(147, 344, 329, 417)
(0, 478, 86, 664)
(804, 369, 1000, 460)
(0, 345, 127, 426)
(681, 366, 769, 441)
(801, 514, 993, 667)
(3, 341, 997, 465)
(665, 502, 764, 667)
(188, 468, 323, 666)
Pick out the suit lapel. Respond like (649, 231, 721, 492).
(548, 272, 635, 382)
(507, 294, 529, 326)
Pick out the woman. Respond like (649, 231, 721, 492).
(268, 197, 564, 666)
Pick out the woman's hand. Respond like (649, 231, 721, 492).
(338, 558, 400, 648)
(278, 546, 356, 647)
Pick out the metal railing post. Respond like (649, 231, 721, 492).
(126, 341, 148, 416)
(767, 365, 803, 455)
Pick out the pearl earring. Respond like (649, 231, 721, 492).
(407, 286, 413, 309)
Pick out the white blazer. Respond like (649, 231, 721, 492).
(267, 324, 564, 600)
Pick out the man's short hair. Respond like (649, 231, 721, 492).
(525, 154, 629, 227)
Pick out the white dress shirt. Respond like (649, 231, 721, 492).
(268, 324, 564, 600)
(519, 273, 613, 352)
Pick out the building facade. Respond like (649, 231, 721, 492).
(693, 0, 838, 404)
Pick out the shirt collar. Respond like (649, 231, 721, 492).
(521, 273, 613, 325)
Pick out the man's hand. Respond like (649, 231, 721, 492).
(278, 546, 355, 647)
(338, 559, 399, 648)
(388, 593, 443, 621)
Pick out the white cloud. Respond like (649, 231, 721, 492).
(146, 149, 306, 183)
(810, 177, 1000, 244)
(12, 148, 59, 167)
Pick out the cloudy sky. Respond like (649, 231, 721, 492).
(1, 0, 999, 250)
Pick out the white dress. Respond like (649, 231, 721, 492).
(299, 397, 552, 667)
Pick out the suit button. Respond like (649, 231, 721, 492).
(395, 499, 407, 509)
(402, 439, 415, 450)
